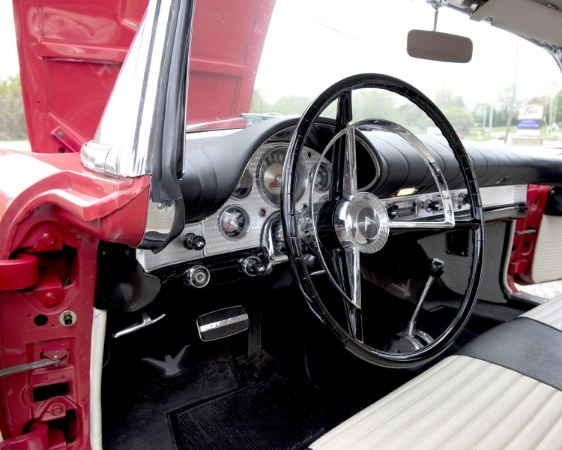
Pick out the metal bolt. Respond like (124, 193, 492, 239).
(50, 403, 64, 416)
(43, 292, 59, 306)
(157, 202, 167, 211)
(41, 232, 57, 247)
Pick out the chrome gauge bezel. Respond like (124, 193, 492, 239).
(257, 145, 306, 206)
(218, 205, 250, 240)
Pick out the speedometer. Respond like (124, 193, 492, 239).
(257, 146, 305, 206)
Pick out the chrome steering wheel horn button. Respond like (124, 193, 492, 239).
(335, 192, 389, 254)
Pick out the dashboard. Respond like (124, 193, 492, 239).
(136, 119, 531, 285)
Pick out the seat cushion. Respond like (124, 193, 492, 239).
(521, 294, 562, 331)
(310, 355, 562, 449)
(310, 295, 562, 449)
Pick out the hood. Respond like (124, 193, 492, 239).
(12, 0, 274, 153)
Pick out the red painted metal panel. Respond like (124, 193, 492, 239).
(0, 150, 150, 445)
(188, 0, 276, 123)
(12, 0, 145, 154)
(0, 253, 38, 291)
(12, 0, 275, 153)
(508, 184, 550, 286)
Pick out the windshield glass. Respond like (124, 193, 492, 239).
(187, 0, 561, 146)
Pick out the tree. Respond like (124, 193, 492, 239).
(0, 76, 27, 140)
(442, 107, 474, 134)
(434, 89, 474, 133)
(249, 89, 271, 114)
(398, 103, 432, 134)
(555, 88, 562, 124)
(271, 95, 312, 115)
(493, 85, 517, 127)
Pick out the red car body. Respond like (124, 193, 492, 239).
(0, 1, 273, 447)
(0, 0, 558, 448)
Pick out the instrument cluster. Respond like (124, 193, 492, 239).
(137, 141, 330, 272)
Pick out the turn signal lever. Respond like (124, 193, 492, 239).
(387, 258, 444, 353)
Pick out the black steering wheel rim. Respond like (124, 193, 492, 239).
(281, 73, 484, 368)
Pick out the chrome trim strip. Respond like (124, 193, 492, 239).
(198, 314, 249, 333)
(81, 0, 172, 178)
(137, 184, 527, 272)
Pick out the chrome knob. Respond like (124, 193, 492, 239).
(239, 256, 266, 277)
(185, 265, 210, 288)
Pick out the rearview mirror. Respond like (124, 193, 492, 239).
(407, 30, 473, 63)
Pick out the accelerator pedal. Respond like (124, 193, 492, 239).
(197, 306, 249, 342)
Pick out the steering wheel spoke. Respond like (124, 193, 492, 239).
(344, 247, 362, 309)
(344, 301, 364, 342)
(342, 125, 358, 198)
(329, 247, 362, 309)
(329, 246, 364, 341)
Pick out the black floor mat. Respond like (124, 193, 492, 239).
(169, 371, 356, 450)
(102, 340, 240, 450)
(103, 331, 358, 450)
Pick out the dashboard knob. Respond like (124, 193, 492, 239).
(184, 233, 206, 251)
(185, 265, 210, 288)
(425, 199, 442, 212)
(387, 204, 398, 219)
(457, 192, 470, 208)
(240, 256, 266, 277)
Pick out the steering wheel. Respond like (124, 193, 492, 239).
(281, 73, 484, 368)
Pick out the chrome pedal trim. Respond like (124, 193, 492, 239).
(197, 306, 249, 342)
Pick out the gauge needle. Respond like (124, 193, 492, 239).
(269, 174, 282, 191)
(223, 214, 237, 232)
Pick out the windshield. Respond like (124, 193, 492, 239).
(187, 0, 561, 146)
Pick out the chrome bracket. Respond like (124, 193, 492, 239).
(113, 312, 166, 338)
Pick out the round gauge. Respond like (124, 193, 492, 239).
(219, 206, 249, 239)
(314, 162, 331, 192)
(258, 146, 305, 206)
(232, 170, 252, 199)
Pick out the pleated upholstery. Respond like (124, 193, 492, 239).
(310, 355, 562, 449)
(522, 294, 562, 331)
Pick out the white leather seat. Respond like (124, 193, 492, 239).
(310, 295, 562, 449)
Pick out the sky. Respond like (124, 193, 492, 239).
(0, 1, 19, 79)
(0, 0, 560, 111)
(254, 0, 562, 111)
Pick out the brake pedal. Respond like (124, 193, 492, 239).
(197, 306, 249, 342)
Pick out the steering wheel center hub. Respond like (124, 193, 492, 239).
(334, 192, 389, 254)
